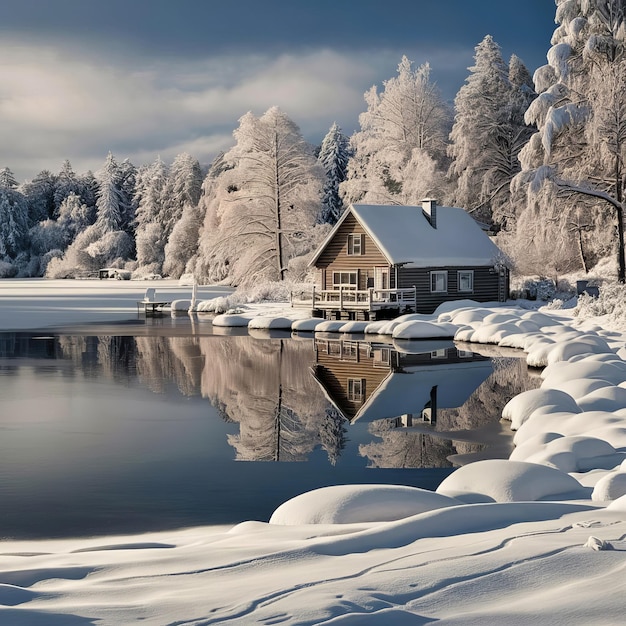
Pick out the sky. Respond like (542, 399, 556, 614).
(0, 0, 557, 182)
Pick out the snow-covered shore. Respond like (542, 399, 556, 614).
(2, 279, 626, 625)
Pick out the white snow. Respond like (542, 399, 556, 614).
(3, 279, 626, 624)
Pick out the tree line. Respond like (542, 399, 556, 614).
(1, 1, 625, 285)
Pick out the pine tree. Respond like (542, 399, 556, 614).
(0, 167, 18, 190)
(20, 170, 57, 225)
(0, 186, 29, 259)
(317, 122, 351, 224)
(448, 36, 536, 227)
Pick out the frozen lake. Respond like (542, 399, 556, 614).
(0, 320, 538, 539)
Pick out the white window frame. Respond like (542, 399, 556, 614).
(458, 270, 474, 293)
(332, 271, 358, 289)
(347, 233, 364, 256)
(347, 378, 365, 402)
(430, 271, 448, 293)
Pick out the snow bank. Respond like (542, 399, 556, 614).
(248, 315, 295, 330)
(211, 313, 252, 327)
(436, 459, 587, 502)
(502, 388, 581, 430)
(269, 485, 460, 525)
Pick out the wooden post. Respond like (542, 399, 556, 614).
(368, 288, 373, 312)
(339, 286, 343, 311)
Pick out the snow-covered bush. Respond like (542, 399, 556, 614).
(576, 282, 626, 325)
(238, 280, 296, 304)
(0, 259, 17, 278)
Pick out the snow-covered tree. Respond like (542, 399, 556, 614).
(0, 185, 29, 259)
(94, 153, 132, 234)
(317, 122, 351, 224)
(0, 167, 18, 190)
(53, 160, 86, 214)
(161, 153, 202, 242)
(448, 36, 536, 226)
(341, 57, 452, 205)
(200, 107, 323, 284)
(514, 0, 626, 281)
(134, 157, 169, 273)
(20, 170, 57, 226)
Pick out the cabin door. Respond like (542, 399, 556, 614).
(374, 267, 389, 301)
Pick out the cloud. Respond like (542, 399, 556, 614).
(0, 38, 475, 181)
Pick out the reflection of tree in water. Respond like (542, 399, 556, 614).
(360, 356, 540, 468)
(54, 333, 349, 464)
(360, 420, 456, 468)
(198, 337, 346, 463)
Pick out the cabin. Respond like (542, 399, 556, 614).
(292, 200, 508, 318)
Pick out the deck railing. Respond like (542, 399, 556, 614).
(291, 286, 417, 311)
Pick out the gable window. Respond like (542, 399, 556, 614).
(347, 233, 364, 255)
(458, 270, 474, 293)
(430, 271, 448, 293)
(347, 378, 365, 402)
(333, 271, 358, 289)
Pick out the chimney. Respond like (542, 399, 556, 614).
(422, 198, 437, 228)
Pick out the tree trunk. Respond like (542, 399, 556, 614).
(274, 131, 286, 281)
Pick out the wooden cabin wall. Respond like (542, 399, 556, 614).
(316, 213, 390, 290)
(397, 266, 505, 314)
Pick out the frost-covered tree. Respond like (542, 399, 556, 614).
(448, 37, 536, 226)
(0, 167, 18, 190)
(94, 153, 132, 234)
(514, 0, 626, 281)
(161, 153, 202, 242)
(341, 57, 452, 205)
(201, 107, 323, 284)
(134, 157, 169, 273)
(57, 192, 95, 241)
(53, 160, 88, 215)
(0, 185, 29, 259)
(20, 170, 57, 225)
(317, 122, 351, 224)
(161, 153, 203, 278)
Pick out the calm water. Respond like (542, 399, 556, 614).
(0, 320, 538, 539)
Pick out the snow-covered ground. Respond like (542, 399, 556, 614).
(2, 279, 626, 625)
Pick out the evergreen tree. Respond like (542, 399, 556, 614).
(448, 36, 536, 227)
(20, 170, 57, 225)
(317, 122, 351, 224)
(134, 157, 168, 273)
(0, 186, 29, 259)
(0, 167, 18, 190)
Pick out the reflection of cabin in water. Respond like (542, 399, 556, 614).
(311, 338, 492, 425)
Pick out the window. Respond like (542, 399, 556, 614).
(347, 378, 365, 402)
(430, 271, 448, 293)
(332, 271, 358, 289)
(430, 349, 447, 359)
(347, 233, 364, 255)
(458, 270, 474, 293)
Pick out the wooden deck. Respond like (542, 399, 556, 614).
(291, 286, 417, 318)
(137, 301, 171, 316)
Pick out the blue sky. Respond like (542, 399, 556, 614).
(0, 0, 556, 181)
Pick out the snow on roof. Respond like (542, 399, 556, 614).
(312, 203, 502, 268)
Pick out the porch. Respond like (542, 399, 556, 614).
(291, 286, 417, 318)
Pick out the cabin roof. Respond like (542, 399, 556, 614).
(310, 203, 502, 268)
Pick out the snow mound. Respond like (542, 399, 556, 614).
(314, 320, 346, 332)
(544, 377, 612, 400)
(339, 321, 370, 333)
(522, 436, 622, 473)
(269, 484, 460, 525)
(170, 299, 191, 312)
(576, 385, 626, 412)
(248, 316, 294, 330)
(391, 321, 456, 340)
(592, 470, 626, 501)
(211, 314, 251, 327)
(502, 388, 580, 430)
(436, 459, 585, 503)
(292, 318, 326, 332)
(434, 299, 483, 315)
(541, 360, 626, 386)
